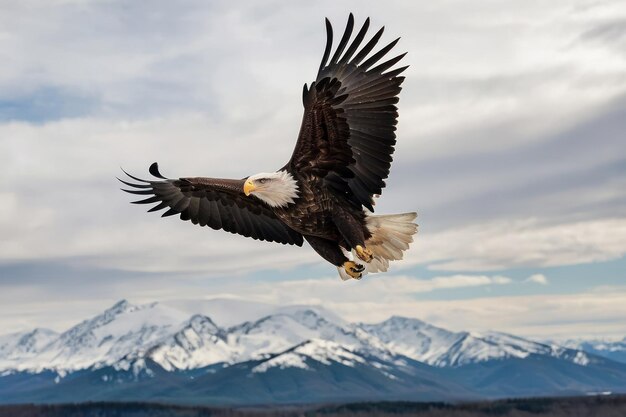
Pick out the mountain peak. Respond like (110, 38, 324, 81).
(273, 305, 346, 326)
(104, 299, 134, 315)
(23, 328, 58, 340)
(187, 314, 220, 332)
(387, 315, 427, 325)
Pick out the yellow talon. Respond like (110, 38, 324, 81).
(355, 245, 373, 263)
(343, 261, 365, 280)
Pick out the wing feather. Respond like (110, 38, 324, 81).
(287, 14, 406, 211)
(120, 164, 303, 246)
(329, 14, 354, 65)
(339, 17, 370, 65)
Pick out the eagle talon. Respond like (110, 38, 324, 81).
(355, 245, 373, 263)
(344, 261, 365, 280)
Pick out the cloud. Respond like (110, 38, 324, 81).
(0, 113, 625, 276)
(406, 218, 626, 272)
(253, 274, 514, 305)
(0, 272, 513, 334)
(526, 274, 549, 285)
(201, 278, 626, 340)
(579, 18, 626, 55)
(341, 289, 626, 340)
(387, 95, 626, 234)
(2, 273, 624, 341)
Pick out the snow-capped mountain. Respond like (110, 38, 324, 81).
(251, 339, 367, 374)
(0, 300, 601, 374)
(0, 300, 189, 373)
(229, 309, 393, 364)
(1, 299, 624, 405)
(0, 328, 58, 366)
(557, 337, 626, 364)
(359, 316, 466, 365)
(0, 302, 395, 374)
(148, 314, 233, 371)
(358, 316, 594, 367)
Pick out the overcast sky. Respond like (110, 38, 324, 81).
(1, 0, 625, 340)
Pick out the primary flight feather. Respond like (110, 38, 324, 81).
(120, 14, 417, 280)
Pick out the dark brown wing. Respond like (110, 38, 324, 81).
(119, 163, 303, 246)
(287, 13, 407, 211)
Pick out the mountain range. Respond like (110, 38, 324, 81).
(557, 337, 626, 365)
(0, 299, 624, 405)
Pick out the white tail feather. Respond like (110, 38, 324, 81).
(352, 212, 418, 274)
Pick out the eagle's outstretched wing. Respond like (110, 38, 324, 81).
(287, 13, 407, 211)
(120, 163, 303, 246)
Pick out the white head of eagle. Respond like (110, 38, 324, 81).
(244, 171, 299, 208)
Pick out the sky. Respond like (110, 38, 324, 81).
(1, 0, 625, 341)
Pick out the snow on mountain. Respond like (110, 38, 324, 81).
(161, 298, 278, 327)
(359, 316, 463, 365)
(230, 308, 392, 364)
(252, 347, 309, 373)
(0, 328, 58, 370)
(437, 331, 542, 367)
(359, 316, 593, 367)
(147, 315, 234, 371)
(134, 306, 371, 371)
(0, 302, 390, 374)
(557, 337, 626, 364)
(470, 332, 594, 365)
(3, 300, 189, 373)
(0, 299, 602, 375)
(273, 304, 347, 326)
(230, 313, 320, 361)
(252, 339, 367, 373)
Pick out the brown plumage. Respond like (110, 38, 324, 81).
(120, 14, 417, 280)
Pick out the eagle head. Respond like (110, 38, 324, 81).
(243, 171, 299, 208)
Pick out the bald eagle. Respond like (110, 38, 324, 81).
(120, 14, 417, 280)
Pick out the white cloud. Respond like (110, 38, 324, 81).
(0, 272, 513, 334)
(526, 274, 549, 285)
(405, 218, 626, 272)
(335, 289, 626, 340)
(202, 279, 626, 340)
(250, 274, 513, 305)
(2, 277, 625, 341)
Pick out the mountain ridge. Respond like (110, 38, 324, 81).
(0, 299, 614, 374)
(1, 299, 624, 405)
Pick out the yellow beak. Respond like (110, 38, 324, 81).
(243, 179, 256, 196)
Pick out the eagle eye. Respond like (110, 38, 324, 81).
(259, 178, 268, 184)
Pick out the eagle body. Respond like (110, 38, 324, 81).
(272, 172, 368, 243)
(121, 14, 417, 280)
(273, 174, 337, 238)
